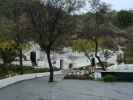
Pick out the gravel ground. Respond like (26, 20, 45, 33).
(0, 77, 133, 100)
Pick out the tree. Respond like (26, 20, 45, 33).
(0, 14, 18, 65)
(79, 0, 111, 70)
(75, 0, 123, 70)
(0, 40, 18, 65)
(13, 1, 34, 74)
(72, 39, 95, 63)
(112, 10, 133, 63)
(0, 0, 32, 74)
(124, 26, 133, 63)
(26, 0, 83, 82)
(114, 10, 133, 29)
(0, 0, 16, 18)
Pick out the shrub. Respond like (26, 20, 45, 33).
(34, 68, 49, 73)
(79, 75, 88, 80)
(0, 64, 60, 79)
(0, 48, 18, 65)
(0, 67, 8, 79)
(103, 75, 117, 82)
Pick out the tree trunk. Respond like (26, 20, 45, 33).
(95, 55, 105, 70)
(46, 50, 54, 82)
(19, 48, 23, 74)
(94, 39, 106, 71)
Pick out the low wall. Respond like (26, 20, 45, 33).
(101, 72, 133, 82)
(0, 71, 62, 89)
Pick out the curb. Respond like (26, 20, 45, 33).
(0, 71, 62, 89)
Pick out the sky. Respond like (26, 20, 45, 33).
(102, 0, 133, 11)
(78, 0, 133, 14)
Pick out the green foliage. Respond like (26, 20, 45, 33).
(0, 39, 18, 65)
(0, 12, 31, 65)
(115, 10, 133, 29)
(0, 18, 15, 36)
(99, 37, 118, 50)
(0, 0, 16, 18)
(0, 38, 31, 65)
(72, 38, 113, 54)
(103, 75, 117, 82)
(72, 39, 95, 53)
(124, 26, 133, 63)
(0, 67, 8, 79)
(0, 65, 60, 79)
(0, 48, 18, 65)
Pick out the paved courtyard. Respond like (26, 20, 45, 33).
(0, 77, 133, 100)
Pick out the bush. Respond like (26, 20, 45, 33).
(34, 68, 49, 73)
(103, 75, 117, 82)
(0, 67, 8, 79)
(0, 48, 18, 65)
(79, 75, 88, 80)
(0, 64, 60, 79)
(64, 74, 93, 80)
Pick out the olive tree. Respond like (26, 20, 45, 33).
(26, 0, 84, 82)
(77, 0, 122, 70)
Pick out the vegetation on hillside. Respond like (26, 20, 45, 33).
(0, 0, 133, 82)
